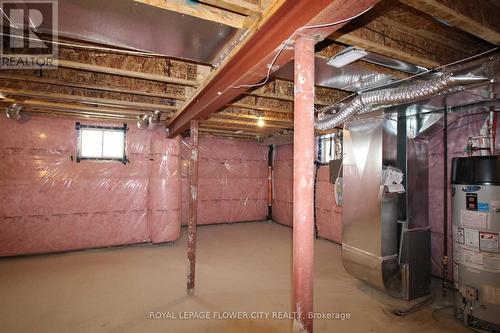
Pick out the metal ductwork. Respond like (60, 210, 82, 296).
(5, 103, 22, 120)
(137, 110, 162, 129)
(316, 73, 489, 131)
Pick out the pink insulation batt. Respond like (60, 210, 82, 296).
(271, 144, 342, 243)
(181, 136, 268, 225)
(0, 115, 181, 256)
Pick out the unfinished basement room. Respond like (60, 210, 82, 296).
(1, 0, 500, 332)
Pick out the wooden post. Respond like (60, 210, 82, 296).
(187, 120, 199, 295)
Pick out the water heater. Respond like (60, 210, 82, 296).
(452, 156, 500, 332)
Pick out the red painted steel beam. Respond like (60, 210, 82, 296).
(292, 36, 315, 333)
(187, 120, 199, 295)
(167, 0, 379, 138)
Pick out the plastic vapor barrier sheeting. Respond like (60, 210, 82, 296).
(315, 165, 342, 243)
(181, 136, 268, 225)
(0, 115, 181, 256)
(428, 113, 500, 279)
(271, 144, 342, 243)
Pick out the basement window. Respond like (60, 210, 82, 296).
(76, 122, 128, 163)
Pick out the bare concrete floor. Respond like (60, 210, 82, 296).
(0, 221, 468, 333)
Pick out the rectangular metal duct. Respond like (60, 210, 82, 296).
(342, 110, 402, 297)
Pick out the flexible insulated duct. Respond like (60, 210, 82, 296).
(315, 73, 489, 131)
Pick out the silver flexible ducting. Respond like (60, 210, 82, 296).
(315, 73, 489, 131)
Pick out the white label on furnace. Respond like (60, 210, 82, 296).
(464, 228, 480, 251)
(483, 254, 500, 272)
(479, 232, 499, 253)
(460, 210, 488, 229)
(455, 227, 465, 244)
(463, 249, 483, 267)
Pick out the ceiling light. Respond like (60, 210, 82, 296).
(257, 116, 265, 127)
(327, 47, 368, 68)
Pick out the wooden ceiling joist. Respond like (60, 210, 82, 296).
(333, 32, 440, 68)
(0, 88, 177, 112)
(244, 91, 330, 106)
(1, 99, 146, 117)
(20, 108, 137, 121)
(167, 0, 378, 137)
(399, 0, 500, 45)
(199, 0, 261, 16)
(56, 60, 199, 86)
(133, 0, 248, 29)
(0, 74, 187, 101)
(198, 128, 263, 137)
(216, 112, 293, 123)
(199, 123, 278, 134)
(205, 117, 292, 129)
(230, 102, 292, 114)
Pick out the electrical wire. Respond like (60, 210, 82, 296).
(167, 6, 376, 126)
(229, 5, 375, 90)
(1, 4, 376, 63)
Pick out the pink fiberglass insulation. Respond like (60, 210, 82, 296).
(271, 144, 342, 243)
(315, 165, 342, 243)
(181, 135, 268, 225)
(0, 115, 181, 257)
(272, 144, 293, 227)
(428, 113, 500, 280)
(148, 131, 182, 243)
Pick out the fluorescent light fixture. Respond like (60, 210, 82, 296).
(327, 47, 368, 68)
(257, 116, 265, 127)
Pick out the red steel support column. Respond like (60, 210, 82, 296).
(292, 36, 315, 333)
(187, 120, 199, 295)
